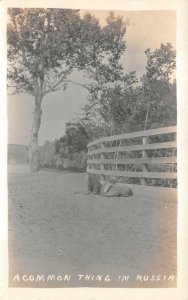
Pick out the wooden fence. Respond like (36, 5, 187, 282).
(87, 126, 177, 186)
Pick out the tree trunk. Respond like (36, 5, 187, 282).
(29, 79, 43, 172)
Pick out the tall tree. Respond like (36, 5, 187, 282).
(140, 43, 176, 130)
(86, 71, 138, 134)
(7, 8, 127, 171)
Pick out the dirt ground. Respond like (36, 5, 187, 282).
(8, 165, 177, 288)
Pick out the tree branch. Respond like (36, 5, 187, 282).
(65, 79, 89, 90)
(7, 91, 18, 96)
(43, 78, 90, 96)
(7, 84, 25, 88)
(43, 66, 75, 95)
(43, 76, 66, 96)
(20, 46, 30, 71)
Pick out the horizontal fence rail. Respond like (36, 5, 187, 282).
(87, 126, 177, 187)
(87, 126, 177, 147)
(88, 141, 177, 155)
(88, 169, 177, 179)
(87, 157, 177, 165)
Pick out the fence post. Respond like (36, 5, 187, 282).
(141, 136, 148, 185)
(88, 147, 92, 172)
(100, 142, 105, 180)
(91, 153, 94, 172)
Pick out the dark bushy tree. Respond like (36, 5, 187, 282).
(56, 122, 90, 157)
(54, 121, 89, 171)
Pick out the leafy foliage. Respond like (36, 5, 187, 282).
(7, 8, 128, 171)
(55, 122, 90, 157)
(7, 8, 127, 96)
(85, 43, 176, 135)
(140, 43, 176, 129)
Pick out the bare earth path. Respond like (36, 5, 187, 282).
(8, 166, 177, 288)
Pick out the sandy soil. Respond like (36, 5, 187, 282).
(8, 165, 177, 288)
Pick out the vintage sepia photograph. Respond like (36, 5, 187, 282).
(7, 6, 178, 289)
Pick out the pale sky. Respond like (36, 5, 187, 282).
(8, 10, 176, 146)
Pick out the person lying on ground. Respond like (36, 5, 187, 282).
(100, 179, 133, 197)
(74, 173, 133, 197)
